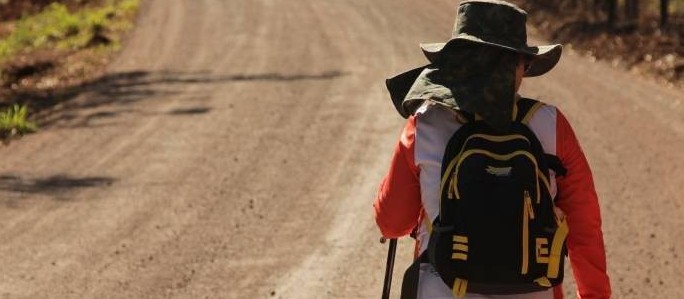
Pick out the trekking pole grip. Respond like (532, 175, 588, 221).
(381, 238, 398, 299)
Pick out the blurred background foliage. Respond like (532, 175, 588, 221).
(516, 0, 684, 84)
(520, 0, 684, 27)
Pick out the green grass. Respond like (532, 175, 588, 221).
(0, 0, 139, 61)
(0, 104, 37, 144)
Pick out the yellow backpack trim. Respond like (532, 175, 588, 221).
(452, 278, 468, 298)
(547, 218, 569, 278)
(521, 101, 544, 125)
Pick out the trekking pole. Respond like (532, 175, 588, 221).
(381, 237, 398, 299)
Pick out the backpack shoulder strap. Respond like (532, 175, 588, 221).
(515, 98, 568, 177)
(454, 110, 475, 124)
(514, 97, 545, 125)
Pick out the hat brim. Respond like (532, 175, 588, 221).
(385, 65, 429, 118)
(420, 37, 562, 77)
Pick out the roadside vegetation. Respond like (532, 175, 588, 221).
(514, 0, 684, 87)
(0, 0, 140, 142)
(0, 0, 138, 60)
(0, 104, 36, 145)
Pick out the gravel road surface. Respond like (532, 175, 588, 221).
(1, 0, 683, 298)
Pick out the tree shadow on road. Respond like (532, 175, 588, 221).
(0, 174, 116, 199)
(3, 69, 347, 129)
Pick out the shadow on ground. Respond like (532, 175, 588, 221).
(2, 69, 348, 128)
(0, 174, 116, 197)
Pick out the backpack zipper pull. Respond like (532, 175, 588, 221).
(522, 190, 533, 274)
(448, 171, 456, 199)
(525, 190, 535, 219)
(536, 179, 541, 204)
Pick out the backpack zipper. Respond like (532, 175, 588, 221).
(440, 134, 531, 200)
(522, 190, 535, 275)
(451, 150, 542, 200)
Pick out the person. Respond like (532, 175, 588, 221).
(374, 1, 611, 299)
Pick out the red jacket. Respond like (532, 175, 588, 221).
(374, 102, 611, 299)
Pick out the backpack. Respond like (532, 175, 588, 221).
(401, 98, 568, 299)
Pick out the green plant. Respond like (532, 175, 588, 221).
(0, 104, 38, 145)
(0, 0, 140, 61)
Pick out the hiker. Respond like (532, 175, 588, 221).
(374, 1, 611, 298)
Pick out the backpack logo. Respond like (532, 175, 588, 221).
(485, 166, 512, 177)
(535, 238, 550, 264)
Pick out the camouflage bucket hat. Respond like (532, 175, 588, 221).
(386, 0, 562, 119)
(402, 43, 522, 132)
(420, 0, 561, 77)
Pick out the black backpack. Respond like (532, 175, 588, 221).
(401, 98, 568, 298)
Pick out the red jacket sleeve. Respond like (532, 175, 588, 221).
(555, 110, 611, 299)
(374, 116, 422, 238)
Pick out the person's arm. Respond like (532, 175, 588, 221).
(555, 110, 611, 299)
(374, 116, 422, 238)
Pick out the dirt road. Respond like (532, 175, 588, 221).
(1, 0, 683, 298)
